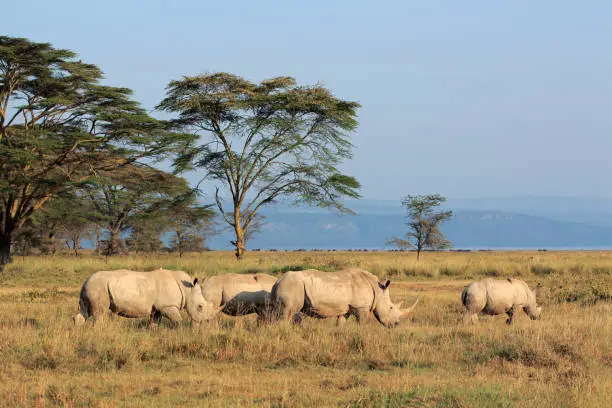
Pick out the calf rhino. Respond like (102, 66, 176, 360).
(201, 273, 276, 320)
(270, 268, 419, 328)
(73, 268, 216, 329)
(461, 278, 542, 324)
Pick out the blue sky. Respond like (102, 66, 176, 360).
(5, 0, 612, 199)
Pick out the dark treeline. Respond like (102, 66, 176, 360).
(0, 36, 361, 269)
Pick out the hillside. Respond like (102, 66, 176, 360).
(207, 201, 612, 250)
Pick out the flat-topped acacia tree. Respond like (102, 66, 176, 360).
(157, 74, 361, 259)
(0, 36, 192, 269)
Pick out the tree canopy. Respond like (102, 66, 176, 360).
(387, 194, 453, 260)
(0, 36, 193, 268)
(157, 73, 361, 258)
(83, 164, 192, 255)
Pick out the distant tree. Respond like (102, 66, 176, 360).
(387, 194, 453, 260)
(157, 73, 361, 259)
(0, 36, 193, 270)
(12, 192, 96, 256)
(11, 219, 43, 256)
(125, 218, 166, 253)
(162, 193, 216, 258)
(46, 196, 96, 256)
(84, 164, 191, 255)
(169, 232, 206, 256)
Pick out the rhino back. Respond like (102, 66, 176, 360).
(106, 272, 159, 317)
(481, 279, 518, 314)
(79, 271, 118, 313)
(507, 279, 536, 307)
(150, 269, 187, 310)
(201, 273, 275, 307)
(299, 269, 374, 317)
(271, 270, 307, 305)
(103, 270, 184, 317)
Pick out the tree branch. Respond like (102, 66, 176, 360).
(215, 187, 234, 227)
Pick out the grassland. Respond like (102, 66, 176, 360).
(0, 251, 610, 407)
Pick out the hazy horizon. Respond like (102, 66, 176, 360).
(6, 1, 612, 200)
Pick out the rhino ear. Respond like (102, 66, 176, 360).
(193, 277, 199, 286)
(379, 280, 391, 290)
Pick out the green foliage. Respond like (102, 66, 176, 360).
(0, 36, 194, 269)
(387, 194, 453, 260)
(11, 219, 44, 256)
(549, 275, 612, 305)
(125, 222, 165, 253)
(160, 192, 216, 257)
(157, 72, 361, 258)
(83, 164, 192, 255)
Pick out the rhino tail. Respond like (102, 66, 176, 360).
(73, 285, 91, 325)
(461, 285, 469, 307)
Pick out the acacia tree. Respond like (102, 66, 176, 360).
(0, 36, 191, 269)
(387, 194, 453, 260)
(126, 218, 166, 253)
(84, 164, 191, 255)
(38, 193, 97, 256)
(157, 73, 361, 259)
(162, 194, 216, 258)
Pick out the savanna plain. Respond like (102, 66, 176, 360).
(0, 251, 610, 407)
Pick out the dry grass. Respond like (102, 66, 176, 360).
(0, 251, 610, 407)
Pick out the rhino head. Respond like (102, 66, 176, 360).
(372, 280, 421, 328)
(186, 278, 218, 330)
(372, 280, 419, 328)
(525, 285, 542, 320)
(525, 304, 543, 320)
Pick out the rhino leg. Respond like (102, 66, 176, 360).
(158, 306, 182, 328)
(148, 309, 163, 328)
(505, 308, 515, 325)
(291, 312, 303, 325)
(256, 313, 267, 326)
(354, 309, 369, 325)
(336, 314, 350, 326)
(89, 305, 111, 323)
(463, 312, 478, 324)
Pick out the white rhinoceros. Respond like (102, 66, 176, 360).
(200, 273, 276, 320)
(270, 268, 419, 328)
(461, 278, 542, 324)
(73, 268, 216, 329)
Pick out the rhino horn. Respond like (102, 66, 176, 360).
(400, 296, 421, 318)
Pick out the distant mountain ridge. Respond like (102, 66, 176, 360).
(206, 197, 612, 250)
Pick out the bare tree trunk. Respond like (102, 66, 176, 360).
(0, 232, 12, 271)
(48, 232, 57, 256)
(232, 208, 246, 260)
(109, 229, 121, 255)
(176, 222, 183, 258)
(71, 234, 80, 256)
(94, 226, 101, 256)
(234, 229, 245, 260)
